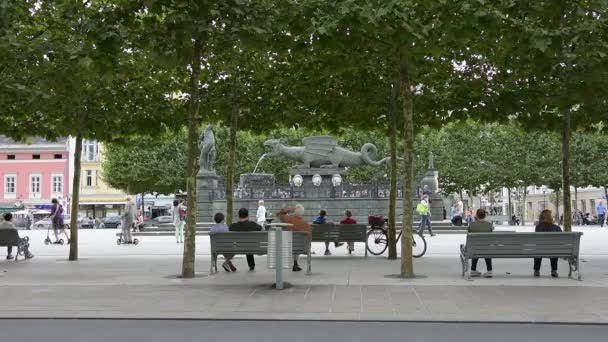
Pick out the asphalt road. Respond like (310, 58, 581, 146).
(1, 320, 607, 342)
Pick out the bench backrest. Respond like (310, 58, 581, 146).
(311, 224, 367, 242)
(0, 229, 20, 246)
(210, 231, 309, 255)
(464, 232, 582, 258)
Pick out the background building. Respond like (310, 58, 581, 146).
(78, 139, 127, 218)
(0, 136, 70, 210)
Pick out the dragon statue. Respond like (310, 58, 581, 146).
(263, 135, 390, 169)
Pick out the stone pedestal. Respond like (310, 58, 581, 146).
(196, 172, 221, 223)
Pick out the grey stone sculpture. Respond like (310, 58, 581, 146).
(199, 124, 216, 173)
(263, 135, 390, 169)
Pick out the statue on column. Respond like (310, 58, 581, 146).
(199, 124, 216, 174)
(428, 151, 435, 170)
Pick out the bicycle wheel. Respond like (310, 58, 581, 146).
(366, 229, 388, 255)
(412, 232, 427, 258)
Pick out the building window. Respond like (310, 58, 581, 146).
(4, 175, 16, 195)
(591, 199, 596, 215)
(52, 175, 63, 194)
(7, 155, 15, 160)
(30, 174, 41, 198)
(32, 154, 40, 160)
(54, 154, 62, 159)
(82, 140, 98, 162)
(86, 170, 93, 187)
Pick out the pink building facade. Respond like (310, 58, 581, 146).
(0, 137, 70, 209)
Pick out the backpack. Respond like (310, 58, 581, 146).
(179, 207, 186, 221)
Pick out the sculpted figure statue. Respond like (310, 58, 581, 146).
(263, 135, 390, 169)
(199, 124, 216, 173)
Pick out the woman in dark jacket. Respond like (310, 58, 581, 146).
(534, 209, 562, 278)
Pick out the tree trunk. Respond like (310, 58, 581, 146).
(555, 190, 560, 224)
(69, 131, 83, 261)
(522, 187, 528, 224)
(562, 110, 572, 232)
(507, 188, 512, 224)
(399, 47, 414, 278)
(387, 80, 398, 260)
(225, 69, 240, 226)
(182, 37, 203, 278)
(141, 192, 146, 218)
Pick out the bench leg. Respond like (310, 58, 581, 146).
(568, 258, 574, 278)
(210, 254, 217, 274)
(306, 252, 312, 275)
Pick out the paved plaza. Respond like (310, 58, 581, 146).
(1, 225, 608, 323)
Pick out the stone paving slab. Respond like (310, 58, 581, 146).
(1, 228, 608, 322)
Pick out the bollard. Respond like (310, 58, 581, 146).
(275, 227, 283, 290)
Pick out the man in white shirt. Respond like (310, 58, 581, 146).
(256, 200, 266, 227)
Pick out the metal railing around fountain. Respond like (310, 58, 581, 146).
(209, 183, 405, 201)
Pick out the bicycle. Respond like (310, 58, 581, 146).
(365, 216, 427, 257)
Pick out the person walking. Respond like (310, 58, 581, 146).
(256, 200, 267, 228)
(278, 204, 312, 272)
(468, 209, 494, 278)
(122, 196, 135, 244)
(596, 201, 606, 228)
(25, 213, 32, 230)
(172, 199, 187, 243)
(229, 208, 263, 271)
(0, 213, 33, 260)
(416, 196, 435, 237)
(533, 209, 562, 278)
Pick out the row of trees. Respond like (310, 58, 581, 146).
(104, 121, 608, 207)
(2, 1, 607, 278)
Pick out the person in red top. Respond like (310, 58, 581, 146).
(340, 210, 357, 253)
(278, 204, 311, 272)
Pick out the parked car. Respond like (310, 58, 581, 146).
(99, 216, 122, 229)
(79, 217, 98, 229)
(34, 215, 71, 230)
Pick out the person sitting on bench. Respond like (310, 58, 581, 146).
(468, 209, 494, 278)
(313, 210, 343, 256)
(0, 213, 34, 260)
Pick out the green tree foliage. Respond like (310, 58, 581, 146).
(103, 133, 187, 195)
(0, 1, 172, 260)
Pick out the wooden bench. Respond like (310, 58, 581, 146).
(311, 224, 368, 256)
(209, 231, 311, 275)
(0, 229, 31, 261)
(460, 232, 583, 280)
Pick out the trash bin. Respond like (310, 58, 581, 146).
(267, 227, 293, 289)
